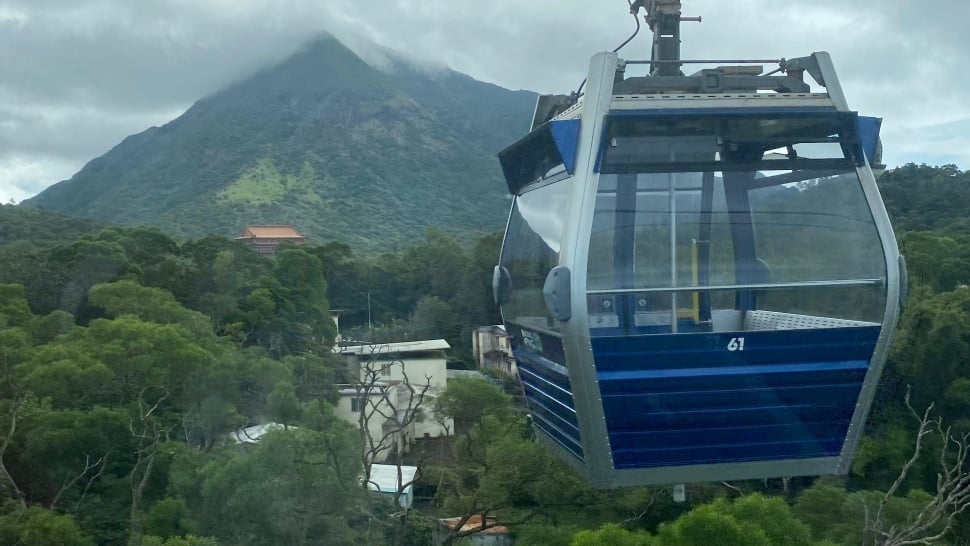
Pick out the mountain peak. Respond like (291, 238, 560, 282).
(195, 33, 390, 113)
(24, 35, 537, 253)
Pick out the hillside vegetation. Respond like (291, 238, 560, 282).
(0, 205, 108, 253)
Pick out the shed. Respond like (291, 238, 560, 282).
(367, 464, 418, 509)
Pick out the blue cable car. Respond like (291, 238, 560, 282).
(493, 2, 902, 487)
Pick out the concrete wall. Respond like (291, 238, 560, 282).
(334, 351, 454, 462)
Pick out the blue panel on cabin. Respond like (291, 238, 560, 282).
(550, 119, 581, 174)
(593, 328, 879, 371)
(504, 323, 567, 363)
(857, 116, 882, 162)
(515, 349, 584, 460)
(592, 327, 879, 468)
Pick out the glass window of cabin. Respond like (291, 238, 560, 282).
(500, 178, 572, 334)
(588, 170, 737, 334)
(588, 112, 886, 334)
(747, 169, 886, 323)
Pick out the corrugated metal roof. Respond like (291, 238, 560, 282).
(337, 383, 391, 395)
(447, 370, 486, 380)
(438, 515, 510, 535)
(367, 464, 418, 494)
(338, 339, 450, 355)
(231, 422, 290, 443)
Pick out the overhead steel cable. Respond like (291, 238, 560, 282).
(574, 0, 643, 97)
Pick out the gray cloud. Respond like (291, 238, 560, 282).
(1, 0, 967, 202)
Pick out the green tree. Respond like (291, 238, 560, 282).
(284, 353, 338, 404)
(13, 406, 131, 511)
(890, 288, 970, 415)
(709, 494, 817, 546)
(656, 505, 772, 546)
(80, 316, 215, 408)
(0, 284, 32, 328)
(169, 427, 364, 546)
(88, 280, 213, 340)
(794, 483, 937, 546)
(571, 523, 654, 546)
(514, 524, 579, 546)
(142, 535, 220, 546)
(796, 394, 970, 546)
(454, 231, 503, 328)
(44, 238, 135, 317)
(273, 248, 336, 340)
(899, 231, 970, 292)
(437, 410, 593, 545)
(878, 164, 970, 232)
(0, 299, 37, 507)
(433, 377, 512, 435)
(110, 228, 180, 282)
(306, 241, 360, 314)
(143, 497, 196, 540)
(28, 310, 76, 344)
(266, 382, 302, 429)
(410, 296, 460, 346)
(0, 502, 96, 546)
(398, 229, 466, 304)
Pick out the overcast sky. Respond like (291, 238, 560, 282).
(1, 0, 967, 203)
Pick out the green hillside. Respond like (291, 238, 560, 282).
(0, 204, 109, 253)
(876, 163, 970, 233)
(23, 35, 536, 252)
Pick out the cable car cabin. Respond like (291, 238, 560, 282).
(493, 51, 902, 488)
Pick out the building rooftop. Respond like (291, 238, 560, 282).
(231, 422, 290, 444)
(235, 225, 306, 239)
(438, 514, 509, 535)
(367, 464, 418, 494)
(337, 339, 451, 356)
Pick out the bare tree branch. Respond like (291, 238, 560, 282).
(50, 453, 108, 511)
(864, 387, 970, 546)
(0, 398, 25, 507)
(722, 481, 744, 497)
(0, 345, 30, 509)
(74, 453, 111, 515)
(342, 343, 438, 546)
(127, 386, 171, 546)
(618, 490, 659, 525)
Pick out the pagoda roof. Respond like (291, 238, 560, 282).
(236, 225, 305, 239)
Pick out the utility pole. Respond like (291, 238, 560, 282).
(367, 292, 372, 331)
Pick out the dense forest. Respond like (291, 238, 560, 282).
(0, 163, 968, 545)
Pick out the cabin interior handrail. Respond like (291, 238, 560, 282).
(587, 278, 884, 295)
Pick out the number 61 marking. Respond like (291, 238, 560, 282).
(727, 337, 745, 351)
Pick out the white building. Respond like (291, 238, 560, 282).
(335, 339, 453, 462)
(471, 326, 516, 376)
